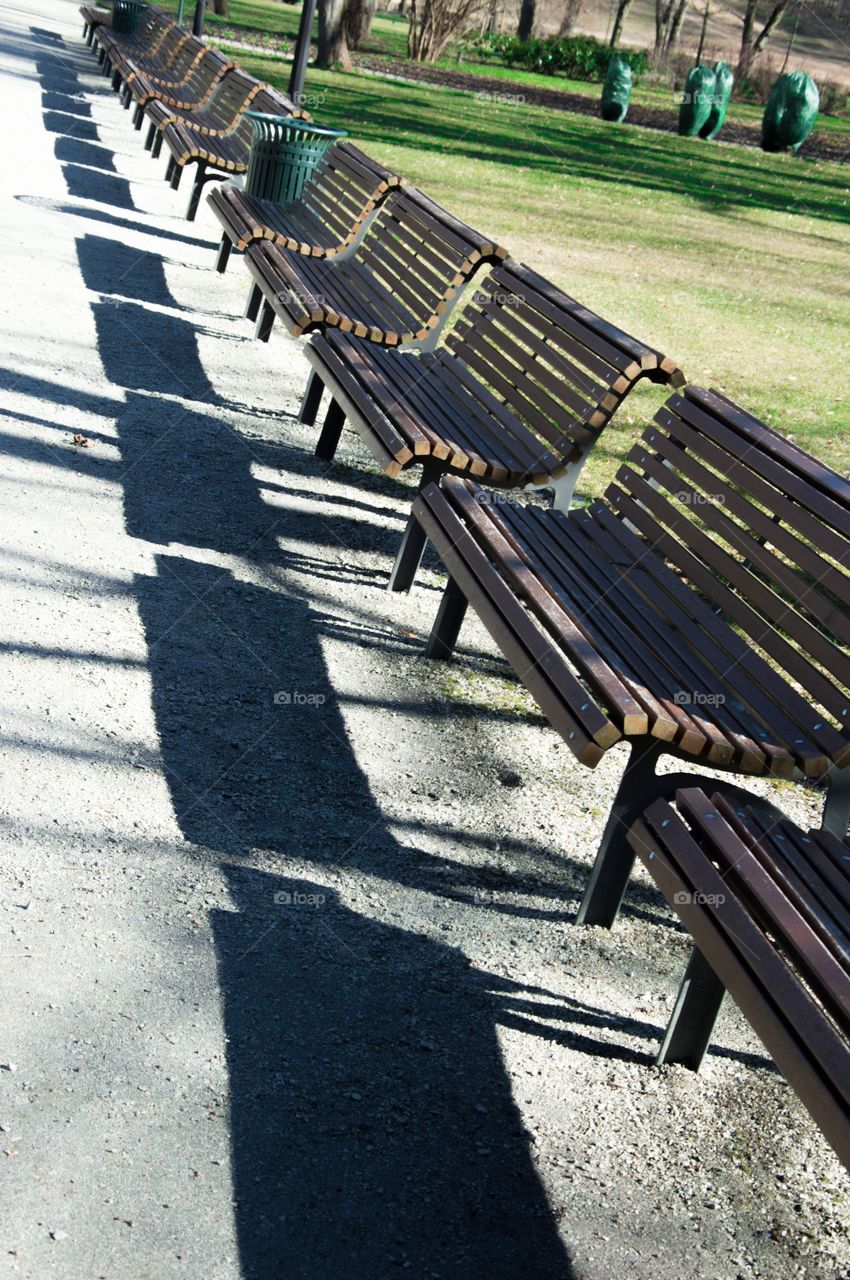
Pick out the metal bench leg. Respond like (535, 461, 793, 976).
(822, 764, 850, 840)
(425, 575, 468, 659)
(298, 370, 324, 425)
(244, 282, 262, 323)
(111, 69, 122, 92)
(169, 161, 182, 191)
(388, 460, 445, 594)
(255, 300, 275, 342)
(315, 398, 345, 462)
(133, 102, 144, 128)
(656, 947, 726, 1070)
(575, 740, 665, 927)
(152, 130, 164, 160)
(185, 164, 207, 221)
(216, 235, 232, 274)
(145, 122, 156, 151)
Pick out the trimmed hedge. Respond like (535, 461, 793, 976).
(467, 33, 649, 83)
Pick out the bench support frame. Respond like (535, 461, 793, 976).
(656, 946, 727, 1070)
(576, 740, 793, 928)
(388, 462, 446, 593)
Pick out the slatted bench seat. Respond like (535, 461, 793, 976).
(129, 46, 233, 131)
(628, 786, 850, 1171)
(145, 67, 265, 151)
(158, 82, 304, 220)
(207, 144, 404, 274)
(298, 259, 683, 590)
(108, 19, 189, 93)
(414, 385, 850, 923)
(94, 8, 172, 75)
(242, 186, 508, 351)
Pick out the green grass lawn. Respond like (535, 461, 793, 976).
(222, 44, 850, 493)
(196, 0, 850, 139)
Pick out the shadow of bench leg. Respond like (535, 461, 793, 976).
(656, 947, 726, 1070)
(388, 460, 445, 594)
(425, 575, 468, 658)
(315, 398, 345, 462)
(216, 235, 232, 274)
(255, 300, 275, 342)
(575, 740, 664, 927)
(299, 370, 324, 426)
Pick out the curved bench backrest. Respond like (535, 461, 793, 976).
(605, 385, 850, 772)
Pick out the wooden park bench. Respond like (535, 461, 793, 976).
(297, 259, 682, 590)
(81, 5, 112, 44)
(108, 18, 189, 93)
(241, 186, 507, 350)
(207, 144, 404, 274)
(128, 45, 233, 131)
(93, 7, 172, 75)
(628, 786, 850, 1171)
(154, 79, 305, 221)
(413, 384, 850, 915)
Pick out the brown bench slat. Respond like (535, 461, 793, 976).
(628, 790, 850, 1170)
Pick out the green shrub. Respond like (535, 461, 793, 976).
(466, 33, 648, 83)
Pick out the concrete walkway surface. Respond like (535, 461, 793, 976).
(0, 3, 847, 1277)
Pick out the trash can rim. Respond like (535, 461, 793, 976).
(243, 111, 348, 140)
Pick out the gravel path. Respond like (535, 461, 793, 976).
(0, 3, 847, 1277)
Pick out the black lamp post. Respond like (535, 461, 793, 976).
(288, 0, 317, 106)
(192, 0, 206, 36)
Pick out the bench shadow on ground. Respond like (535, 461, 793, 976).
(20, 29, 773, 1274)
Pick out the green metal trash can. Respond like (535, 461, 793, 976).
(111, 0, 148, 34)
(244, 114, 348, 204)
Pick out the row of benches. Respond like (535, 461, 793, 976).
(84, 4, 305, 217)
(85, 9, 850, 1174)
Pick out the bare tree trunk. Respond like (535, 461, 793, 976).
(211, 0, 228, 15)
(780, 0, 800, 70)
(654, 0, 674, 51)
(516, 0, 535, 39)
(557, 0, 583, 35)
(695, 0, 710, 62)
(664, 0, 688, 51)
(318, 0, 353, 68)
(609, 0, 632, 47)
(751, 0, 790, 59)
(737, 0, 758, 75)
(345, 0, 378, 47)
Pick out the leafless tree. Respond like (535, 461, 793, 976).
(609, 0, 633, 47)
(317, 0, 353, 68)
(737, 0, 791, 75)
(557, 0, 584, 34)
(408, 0, 483, 60)
(345, 0, 379, 47)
